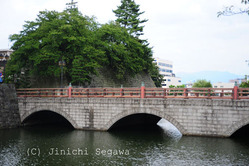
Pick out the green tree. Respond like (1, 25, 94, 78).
(239, 80, 249, 96)
(113, 0, 148, 37)
(169, 85, 185, 96)
(96, 22, 154, 80)
(192, 79, 212, 88)
(239, 80, 249, 88)
(6, 1, 162, 87)
(6, 8, 104, 86)
(149, 62, 164, 87)
(169, 85, 185, 88)
(112, 0, 162, 85)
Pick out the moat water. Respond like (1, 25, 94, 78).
(1, 120, 249, 166)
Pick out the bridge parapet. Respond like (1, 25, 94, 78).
(17, 87, 249, 100)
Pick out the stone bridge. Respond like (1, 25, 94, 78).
(18, 97, 249, 137)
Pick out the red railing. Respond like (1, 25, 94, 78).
(17, 87, 249, 100)
(71, 88, 140, 98)
(16, 88, 69, 97)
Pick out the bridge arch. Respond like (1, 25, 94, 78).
(21, 106, 78, 128)
(224, 115, 249, 137)
(105, 108, 186, 134)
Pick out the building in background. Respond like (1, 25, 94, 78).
(229, 78, 247, 85)
(185, 81, 194, 88)
(153, 57, 182, 88)
(213, 77, 248, 88)
(0, 49, 12, 61)
(213, 82, 235, 88)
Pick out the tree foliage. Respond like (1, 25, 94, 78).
(242, 0, 249, 4)
(218, 0, 249, 17)
(239, 80, 249, 96)
(169, 85, 185, 88)
(113, 0, 148, 37)
(112, 0, 162, 86)
(6, 1, 162, 87)
(239, 80, 249, 87)
(6, 9, 103, 86)
(149, 62, 164, 87)
(192, 79, 212, 88)
(97, 22, 155, 80)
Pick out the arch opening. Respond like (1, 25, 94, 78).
(22, 110, 74, 129)
(231, 124, 249, 138)
(108, 113, 161, 131)
(108, 113, 182, 139)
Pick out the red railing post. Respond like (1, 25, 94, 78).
(68, 84, 72, 98)
(164, 89, 167, 98)
(86, 89, 89, 97)
(208, 88, 211, 98)
(103, 88, 107, 97)
(120, 88, 124, 97)
(141, 82, 145, 99)
(220, 89, 224, 98)
(184, 88, 188, 98)
(233, 86, 238, 100)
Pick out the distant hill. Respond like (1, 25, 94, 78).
(176, 71, 244, 84)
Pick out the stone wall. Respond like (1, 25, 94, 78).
(30, 68, 156, 88)
(89, 68, 156, 88)
(0, 84, 20, 128)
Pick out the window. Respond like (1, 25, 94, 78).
(164, 74, 171, 77)
(158, 62, 173, 68)
(159, 68, 173, 73)
(168, 79, 171, 82)
(162, 84, 167, 86)
(178, 80, 181, 83)
(167, 70, 173, 73)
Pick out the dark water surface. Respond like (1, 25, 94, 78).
(0, 126, 249, 166)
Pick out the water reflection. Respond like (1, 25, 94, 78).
(0, 126, 249, 166)
(0, 128, 22, 166)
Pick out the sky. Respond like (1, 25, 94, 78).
(0, 0, 249, 77)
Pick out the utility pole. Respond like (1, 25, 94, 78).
(66, 0, 78, 10)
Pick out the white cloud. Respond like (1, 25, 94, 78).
(139, 0, 249, 75)
(0, 0, 248, 76)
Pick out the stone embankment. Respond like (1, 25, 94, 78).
(0, 84, 20, 129)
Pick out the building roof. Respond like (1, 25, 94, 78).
(0, 49, 13, 52)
